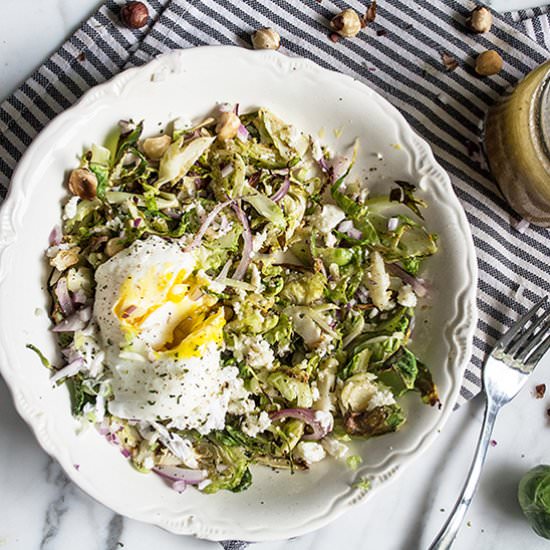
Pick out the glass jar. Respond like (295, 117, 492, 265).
(485, 60, 550, 227)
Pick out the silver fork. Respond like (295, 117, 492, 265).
(429, 296, 550, 550)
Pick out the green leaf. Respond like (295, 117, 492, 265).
(415, 359, 440, 406)
(26, 343, 52, 369)
(115, 121, 143, 164)
(391, 180, 427, 220)
(372, 347, 418, 397)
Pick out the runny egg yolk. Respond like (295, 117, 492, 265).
(112, 263, 225, 358)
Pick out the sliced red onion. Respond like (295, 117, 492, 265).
(237, 124, 249, 142)
(55, 278, 74, 317)
(318, 156, 330, 174)
(133, 218, 142, 228)
(220, 163, 234, 178)
(270, 176, 291, 203)
(153, 465, 207, 485)
(72, 289, 88, 306)
(52, 307, 91, 332)
(49, 225, 62, 246)
(78, 307, 92, 323)
(231, 202, 253, 280)
(386, 263, 429, 298)
(387, 217, 399, 232)
(51, 357, 84, 384)
(172, 480, 188, 493)
(269, 408, 330, 440)
(185, 198, 235, 251)
(120, 448, 131, 458)
(52, 313, 86, 332)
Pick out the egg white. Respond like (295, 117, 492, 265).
(94, 236, 238, 432)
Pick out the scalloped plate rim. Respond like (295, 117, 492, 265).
(0, 46, 478, 542)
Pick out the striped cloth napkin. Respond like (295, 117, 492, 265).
(0, 2, 549, 547)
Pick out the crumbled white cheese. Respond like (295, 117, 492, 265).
(314, 410, 334, 433)
(63, 196, 80, 220)
(294, 441, 326, 464)
(314, 204, 346, 233)
(367, 386, 396, 410)
(227, 376, 255, 415)
(321, 437, 350, 460)
(198, 479, 212, 491)
(233, 334, 275, 370)
(250, 264, 265, 292)
(365, 251, 393, 311)
(242, 411, 272, 437)
(252, 228, 269, 254)
(397, 283, 417, 308)
(325, 232, 337, 248)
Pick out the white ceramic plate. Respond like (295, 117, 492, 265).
(0, 47, 477, 542)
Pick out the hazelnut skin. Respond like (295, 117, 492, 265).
(216, 112, 241, 141)
(68, 168, 98, 200)
(468, 7, 492, 34)
(331, 9, 362, 38)
(120, 1, 149, 29)
(251, 28, 281, 50)
(475, 50, 503, 76)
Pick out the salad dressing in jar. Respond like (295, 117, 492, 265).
(485, 60, 550, 226)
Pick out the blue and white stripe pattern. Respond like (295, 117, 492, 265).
(0, 0, 549, 428)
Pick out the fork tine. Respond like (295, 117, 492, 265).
(526, 331, 550, 369)
(497, 296, 548, 351)
(508, 304, 550, 358)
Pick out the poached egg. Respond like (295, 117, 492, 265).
(94, 236, 237, 433)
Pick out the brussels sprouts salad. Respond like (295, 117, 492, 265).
(37, 105, 439, 494)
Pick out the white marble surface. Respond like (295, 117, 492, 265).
(1, 1, 550, 549)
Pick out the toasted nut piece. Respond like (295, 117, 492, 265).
(50, 247, 81, 272)
(216, 112, 241, 141)
(105, 237, 125, 257)
(251, 27, 281, 50)
(475, 50, 503, 76)
(141, 134, 172, 160)
(68, 168, 97, 200)
(120, 1, 149, 29)
(468, 7, 492, 34)
(331, 9, 362, 38)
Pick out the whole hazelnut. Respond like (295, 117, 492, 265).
(141, 134, 172, 160)
(475, 50, 503, 76)
(331, 8, 362, 38)
(105, 237, 125, 257)
(120, 1, 149, 29)
(468, 6, 492, 34)
(251, 28, 281, 50)
(216, 112, 241, 141)
(68, 168, 98, 200)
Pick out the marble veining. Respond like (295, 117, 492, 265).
(1, 1, 550, 549)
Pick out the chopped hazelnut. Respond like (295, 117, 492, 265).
(475, 50, 503, 76)
(120, 1, 149, 29)
(50, 247, 81, 272)
(141, 134, 172, 160)
(216, 112, 241, 141)
(468, 7, 492, 34)
(331, 9, 362, 38)
(105, 238, 125, 257)
(251, 28, 281, 50)
(68, 168, 97, 200)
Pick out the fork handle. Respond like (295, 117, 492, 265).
(428, 396, 499, 550)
